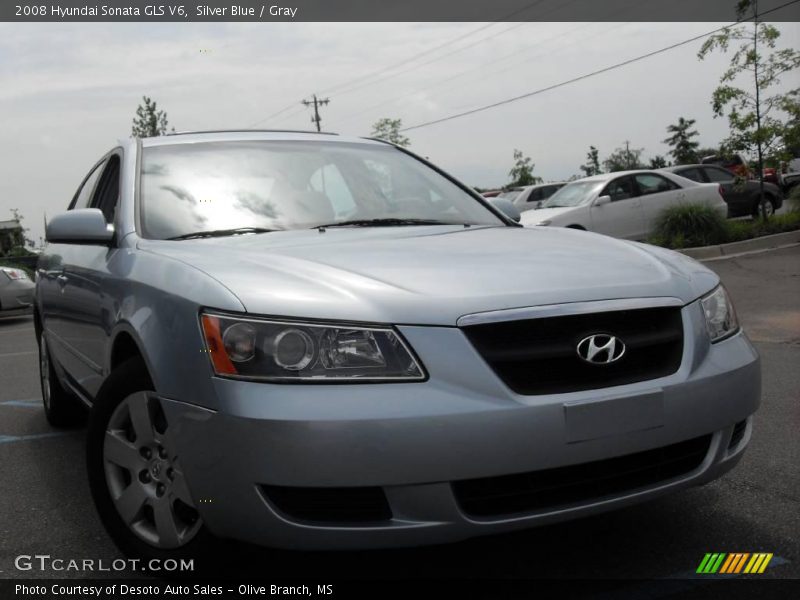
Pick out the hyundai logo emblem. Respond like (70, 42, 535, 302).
(576, 334, 626, 364)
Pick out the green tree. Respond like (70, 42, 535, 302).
(4, 209, 33, 253)
(508, 149, 542, 186)
(664, 117, 700, 164)
(603, 142, 644, 172)
(131, 96, 173, 138)
(698, 0, 800, 218)
(580, 146, 602, 176)
(649, 155, 670, 169)
(370, 118, 410, 147)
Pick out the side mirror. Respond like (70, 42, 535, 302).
(46, 209, 114, 245)
(594, 195, 611, 206)
(488, 197, 521, 222)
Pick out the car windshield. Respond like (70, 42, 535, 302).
(139, 140, 503, 239)
(541, 181, 603, 208)
(498, 190, 521, 201)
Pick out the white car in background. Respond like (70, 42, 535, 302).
(496, 182, 567, 211)
(520, 170, 727, 240)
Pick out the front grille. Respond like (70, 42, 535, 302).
(728, 420, 747, 449)
(462, 306, 684, 395)
(453, 435, 711, 518)
(260, 485, 392, 524)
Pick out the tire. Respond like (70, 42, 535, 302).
(566, 225, 586, 230)
(38, 331, 86, 427)
(87, 357, 213, 562)
(752, 195, 776, 219)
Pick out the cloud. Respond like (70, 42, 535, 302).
(0, 21, 798, 244)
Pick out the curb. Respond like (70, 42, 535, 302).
(678, 229, 800, 260)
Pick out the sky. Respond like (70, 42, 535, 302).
(0, 20, 798, 245)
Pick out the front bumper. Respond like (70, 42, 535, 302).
(160, 302, 760, 550)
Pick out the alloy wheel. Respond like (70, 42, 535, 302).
(758, 198, 775, 218)
(103, 392, 201, 549)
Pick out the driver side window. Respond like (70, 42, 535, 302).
(69, 160, 106, 210)
(90, 155, 121, 224)
(602, 177, 636, 201)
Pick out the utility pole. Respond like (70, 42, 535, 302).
(302, 94, 330, 132)
(753, 0, 767, 220)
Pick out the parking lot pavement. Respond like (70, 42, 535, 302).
(0, 246, 798, 583)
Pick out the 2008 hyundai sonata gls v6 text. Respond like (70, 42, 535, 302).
(35, 131, 759, 559)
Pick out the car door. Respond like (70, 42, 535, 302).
(702, 166, 748, 217)
(634, 173, 684, 236)
(54, 152, 122, 397)
(589, 175, 645, 239)
(39, 157, 106, 374)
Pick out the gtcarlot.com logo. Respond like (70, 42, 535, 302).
(696, 552, 773, 574)
(14, 554, 194, 573)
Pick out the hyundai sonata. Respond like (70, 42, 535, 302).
(35, 131, 759, 559)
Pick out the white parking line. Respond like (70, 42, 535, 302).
(1, 399, 41, 408)
(0, 432, 77, 444)
(0, 351, 36, 358)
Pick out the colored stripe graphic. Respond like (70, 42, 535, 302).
(697, 553, 727, 573)
(744, 553, 774, 574)
(720, 553, 749, 574)
(710, 553, 726, 573)
(732, 553, 750, 573)
(719, 554, 736, 574)
(697, 552, 774, 575)
(696, 554, 713, 573)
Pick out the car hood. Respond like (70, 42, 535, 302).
(137, 226, 718, 325)
(519, 206, 580, 225)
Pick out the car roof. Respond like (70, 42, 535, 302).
(573, 170, 663, 183)
(661, 164, 707, 171)
(138, 130, 388, 148)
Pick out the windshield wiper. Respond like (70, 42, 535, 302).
(167, 227, 279, 240)
(313, 218, 454, 229)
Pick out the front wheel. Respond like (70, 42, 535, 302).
(87, 358, 212, 561)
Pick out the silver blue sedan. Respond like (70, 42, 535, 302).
(35, 131, 759, 560)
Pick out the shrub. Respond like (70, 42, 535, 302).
(652, 204, 729, 249)
(649, 203, 800, 249)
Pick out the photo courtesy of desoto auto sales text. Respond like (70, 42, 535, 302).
(0, 1, 799, 599)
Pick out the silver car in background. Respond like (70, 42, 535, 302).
(0, 266, 35, 315)
(35, 131, 759, 559)
(496, 182, 567, 212)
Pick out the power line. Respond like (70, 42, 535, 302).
(242, 0, 568, 129)
(329, 23, 529, 99)
(330, 21, 626, 129)
(326, 0, 588, 100)
(401, 0, 800, 133)
(318, 0, 549, 97)
(245, 102, 303, 128)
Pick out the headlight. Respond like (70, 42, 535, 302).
(0, 267, 28, 280)
(535, 220, 551, 226)
(200, 312, 425, 382)
(700, 285, 739, 343)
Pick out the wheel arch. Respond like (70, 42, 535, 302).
(106, 325, 155, 386)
